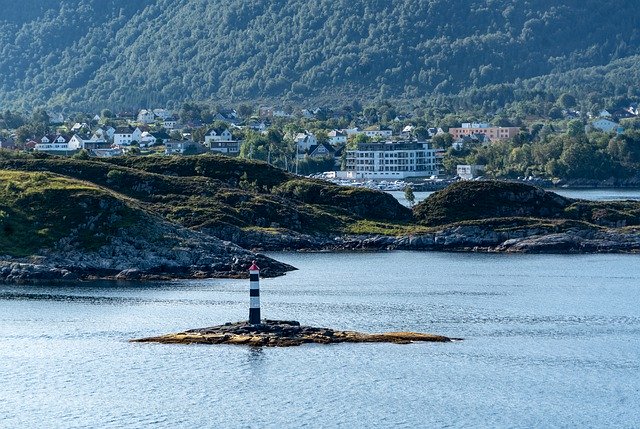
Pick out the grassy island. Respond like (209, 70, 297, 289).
(2, 153, 640, 282)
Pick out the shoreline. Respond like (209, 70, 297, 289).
(3, 228, 639, 284)
(130, 320, 457, 347)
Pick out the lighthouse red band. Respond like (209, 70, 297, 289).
(249, 261, 261, 325)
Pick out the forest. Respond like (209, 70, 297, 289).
(1, 0, 640, 112)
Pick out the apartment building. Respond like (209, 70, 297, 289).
(346, 141, 440, 179)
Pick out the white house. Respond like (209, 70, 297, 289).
(204, 127, 234, 145)
(114, 127, 142, 146)
(92, 126, 116, 142)
(591, 118, 621, 133)
(140, 131, 171, 147)
(34, 134, 76, 152)
(346, 141, 440, 179)
(162, 117, 177, 130)
(69, 134, 109, 150)
(137, 109, 155, 124)
(457, 164, 485, 180)
(294, 131, 318, 152)
(363, 125, 393, 139)
(68, 135, 85, 150)
(342, 127, 360, 137)
(153, 109, 173, 120)
(401, 125, 415, 138)
(327, 130, 347, 145)
(71, 122, 90, 132)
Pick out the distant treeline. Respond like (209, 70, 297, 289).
(1, 0, 640, 111)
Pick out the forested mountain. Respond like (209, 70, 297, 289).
(1, 0, 639, 111)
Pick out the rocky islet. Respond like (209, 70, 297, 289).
(131, 320, 456, 347)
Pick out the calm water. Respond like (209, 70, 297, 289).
(390, 187, 640, 206)
(1, 251, 639, 428)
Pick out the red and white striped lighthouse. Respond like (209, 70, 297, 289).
(249, 261, 261, 325)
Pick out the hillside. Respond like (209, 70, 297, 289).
(0, 153, 411, 249)
(1, 0, 639, 110)
(414, 180, 640, 229)
(3, 154, 640, 269)
(0, 168, 293, 281)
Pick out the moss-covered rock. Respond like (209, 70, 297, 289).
(0, 170, 293, 281)
(0, 154, 410, 237)
(273, 178, 412, 222)
(414, 181, 572, 226)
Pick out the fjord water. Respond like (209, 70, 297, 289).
(1, 252, 639, 428)
(390, 187, 640, 207)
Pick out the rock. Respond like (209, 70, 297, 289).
(115, 268, 143, 280)
(131, 320, 457, 347)
(0, 261, 76, 283)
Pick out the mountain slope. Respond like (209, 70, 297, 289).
(1, 0, 639, 110)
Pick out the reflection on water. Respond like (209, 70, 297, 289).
(1, 251, 639, 428)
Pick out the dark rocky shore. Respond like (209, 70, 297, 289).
(131, 320, 455, 347)
(222, 226, 640, 254)
(0, 223, 294, 283)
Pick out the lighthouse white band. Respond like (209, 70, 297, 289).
(250, 297, 261, 308)
(250, 281, 260, 289)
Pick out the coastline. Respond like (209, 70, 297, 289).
(4, 225, 639, 284)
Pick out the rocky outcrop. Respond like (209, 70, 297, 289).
(215, 224, 640, 254)
(0, 220, 295, 283)
(131, 320, 455, 347)
(495, 229, 640, 253)
(414, 181, 573, 226)
(0, 261, 78, 282)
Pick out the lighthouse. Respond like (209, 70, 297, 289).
(249, 261, 261, 324)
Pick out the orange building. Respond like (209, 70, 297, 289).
(448, 123, 520, 141)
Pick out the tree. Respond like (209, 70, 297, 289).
(566, 119, 585, 137)
(414, 126, 429, 141)
(558, 93, 577, 109)
(548, 106, 563, 119)
(73, 149, 90, 160)
(100, 109, 114, 121)
(431, 133, 453, 149)
(237, 104, 254, 118)
(404, 186, 416, 207)
(31, 108, 50, 126)
(315, 130, 329, 145)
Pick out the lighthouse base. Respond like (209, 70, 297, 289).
(131, 320, 459, 347)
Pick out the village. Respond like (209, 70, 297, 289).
(1, 103, 639, 187)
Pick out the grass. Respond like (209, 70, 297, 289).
(345, 220, 432, 236)
(0, 170, 144, 256)
(0, 155, 408, 237)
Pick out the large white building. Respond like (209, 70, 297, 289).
(346, 141, 440, 179)
(114, 127, 142, 146)
(34, 134, 77, 152)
